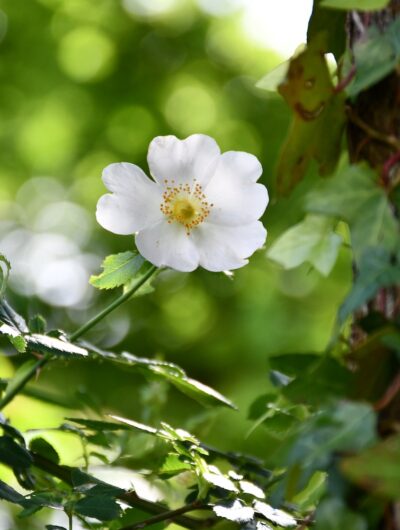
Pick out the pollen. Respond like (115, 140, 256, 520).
(160, 180, 212, 234)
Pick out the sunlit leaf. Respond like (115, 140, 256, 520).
(254, 501, 297, 528)
(276, 34, 345, 194)
(90, 251, 145, 290)
(213, 500, 254, 523)
(267, 215, 342, 275)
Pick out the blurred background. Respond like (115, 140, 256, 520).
(0, 0, 351, 525)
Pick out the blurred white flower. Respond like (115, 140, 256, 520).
(96, 134, 268, 272)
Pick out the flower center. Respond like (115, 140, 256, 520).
(160, 180, 212, 234)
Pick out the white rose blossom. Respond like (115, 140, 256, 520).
(96, 134, 268, 272)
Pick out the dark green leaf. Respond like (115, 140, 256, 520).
(90, 251, 145, 290)
(74, 495, 121, 521)
(306, 164, 399, 260)
(307, 0, 346, 59)
(346, 18, 400, 97)
(342, 435, 400, 499)
(0, 478, 26, 505)
(314, 498, 367, 530)
(46, 526, 68, 530)
(269, 354, 320, 377)
(0, 436, 33, 469)
(65, 417, 136, 432)
(30, 437, 59, 464)
(338, 248, 400, 324)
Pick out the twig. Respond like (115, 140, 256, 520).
(374, 371, 400, 411)
(347, 107, 400, 151)
(30, 452, 216, 530)
(119, 501, 212, 530)
(334, 64, 356, 93)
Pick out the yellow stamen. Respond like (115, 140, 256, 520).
(160, 179, 212, 235)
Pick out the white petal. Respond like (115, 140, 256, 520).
(205, 152, 268, 226)
(192, 221, 266, 272)
(96, 163, 163, 234)
(136, 221, 200, 272)
(147, 134, 220, 186)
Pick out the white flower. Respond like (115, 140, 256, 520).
(96, 134, 268, 272)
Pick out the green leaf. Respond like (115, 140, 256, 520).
(341, 435, 400, 499)
(85, 346, 235, 409)
(254, 501, 297, 528)
(287, 401, 377, 472)
(307, 0, 346, 59)
(74, 495, 121, 521)
(26, 333, 88, 358)
(150, 365, 236, 409)
(0, 254, 11, 299)
(306, 164, 399, 260)
(0, 436, 33, 469)
(0, 323, 27, 353)
(0, 478, 26, 505)
(267, 215, 342, 276)
(65, 417, 137, 432)
(256, 60, 290, 92)
(338, 248, 400, 324)
(46, 526, 68, 530)
(213, 500, 254, 523)
(321, 0, 389, 10)
(90, 251, 145, 290)
(0, 299, 28, 333)
(276, 35, 345, 194)
(313, 498, 367, 530)
(28, 315, 46, 334)
(269, 354, 320, 377)
(29, 437, 59, 465)
(159, 454, 192, 476)
(346, 18, 400, 97)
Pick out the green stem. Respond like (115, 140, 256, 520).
(69, 265, 157, 341)
(0, 265, 158, 411)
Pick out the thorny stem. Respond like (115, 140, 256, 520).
(0, 265, 158, 411)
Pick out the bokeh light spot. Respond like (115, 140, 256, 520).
(164, 82, 217, 135)
(107, 105, 156, 156)
(58, 27, 116, 82)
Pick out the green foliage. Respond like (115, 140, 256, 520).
(1, 1, 400, 529)
(306, 163, 399, 260)
(342, 435, 400, 499)
(346, 18, 400, 97)
(267, 215, 342, 276)
(90, 251, 145, 290)
(275, 35, 345, 194)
